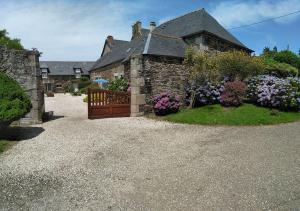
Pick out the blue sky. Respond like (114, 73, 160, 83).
(0, 0, 299, 60)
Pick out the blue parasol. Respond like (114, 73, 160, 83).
(93, 79, 109, 84)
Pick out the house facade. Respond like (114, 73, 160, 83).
(40, 61, 94, 92)
(89, 9, 253, 116)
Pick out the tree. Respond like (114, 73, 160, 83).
(0, 72, 31, 129)
(273, 46, 278, 53)
(273, 50, 300, 70)
(0, 29, 24, 50)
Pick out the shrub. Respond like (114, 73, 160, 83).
(247, 75, 300, 111)
(273, 50, 300, 70)
(151, 92, 180, 116)
(263, 57, 298, 77)
(79, 83, 99, 94)
(216, 50, 265, 80)
(0, 72, 31, 127)
(185, 81, 224, 107)
(108, 78, 129, 92)
(220, 81, 247, 107)
(184, 49, 265, 81)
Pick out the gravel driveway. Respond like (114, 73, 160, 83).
(0, 93, 299, 210)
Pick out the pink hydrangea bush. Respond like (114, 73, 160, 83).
(220, 81, 247, 107)
(151, 92, 180, 116)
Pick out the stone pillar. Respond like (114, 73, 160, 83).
(130, 55, 146, 117)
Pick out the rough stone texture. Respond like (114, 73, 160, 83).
(0, 45, 44, 124)
(0, 94, 299, 210)
(130, 55, 145, 116)
(90, 62, 125, 81)
(142, 55, 190, 103)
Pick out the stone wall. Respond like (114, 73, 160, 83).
(0, 45, 44, 124)
(142, 55, 190, 103)
(90, 63, 125, 81)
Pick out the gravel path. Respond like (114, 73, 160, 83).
(0, 94, 299, 210)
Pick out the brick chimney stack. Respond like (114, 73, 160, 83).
(106, 35, 114, 46)
(132, 21, 142, 40)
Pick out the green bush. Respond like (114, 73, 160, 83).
(108, 78, 129, 92)
(184, 49, 265, 82)
(273, 50, 300, 70)
(263, 58, 298, 77)
(0, 72, 31, 126)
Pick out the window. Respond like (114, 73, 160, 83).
(41, 68, 48, 79)
(74, 68, 82, 79)
(42, 72, 48, 79)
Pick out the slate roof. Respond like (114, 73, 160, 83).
(40, 61, 94, 76)
(91, 8, 252, 71)
(91, 29, 150, 71)
(154, 8, 251, 51)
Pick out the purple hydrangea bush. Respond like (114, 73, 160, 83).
(151, 92, 180, 116)
(185, 81, 225, 107)
(247, 75, 300, 111)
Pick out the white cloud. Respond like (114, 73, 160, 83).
(211, 0, 300, 28)
(0, 0, 144, 60)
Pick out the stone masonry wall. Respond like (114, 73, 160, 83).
(142, 55, 190, 103)
(90, 63, 125, 81)
(0, 45, 44, 124)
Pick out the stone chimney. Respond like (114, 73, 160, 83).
(149, 22, 156, 32)
(132, 21, 142, 39)
(106, 35, 114, 46)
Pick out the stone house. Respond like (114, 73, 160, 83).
(40, 61, 94, 93)
(0, 45, 44, 124)
(89, 9, 253, 116)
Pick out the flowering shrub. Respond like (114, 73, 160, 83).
(151, 93, 180, 116)
(247, 75, 300, 111)
(185, 81, 224, 107)
(220, 81, 247, 107)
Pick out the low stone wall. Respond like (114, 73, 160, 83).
(0, 45, 44, 125)
(142, 55, 190, 102)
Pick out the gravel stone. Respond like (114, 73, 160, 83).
(0, 93, 299, 210)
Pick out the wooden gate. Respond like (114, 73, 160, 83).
(87, 89, 131, 119)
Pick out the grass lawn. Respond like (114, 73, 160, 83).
(0, 140, 13, 154)
(164, 104, 300, 126)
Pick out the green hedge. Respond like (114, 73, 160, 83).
(0, 73, 31, 126)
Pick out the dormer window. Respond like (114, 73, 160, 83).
(74, 68, 82, 79)
(41, 68, 49, 79)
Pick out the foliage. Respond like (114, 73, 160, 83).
(273, 50, 300, 70)
(108, 78, 129, 92)
(220, 81, 247, 107)
(0, 29, 24, 50)
(0, 72, 31, 126)
(263, 57, 298, 77)
(164, 104, 300, 125)
(151, 92, 180, 116)
(80, 76, 89, 82)
(185, 81, 224, 107)
(216, 50, 265, 80)
(184, 48, 220, 83)
(80, 83, 99, 94)
(184, 49, 265, 81)
(262, 47, 300, 71)
(246, 75, 300, 111)
(0, 140, 12, 153)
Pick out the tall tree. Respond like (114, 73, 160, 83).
(0, 29, 24, 50)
